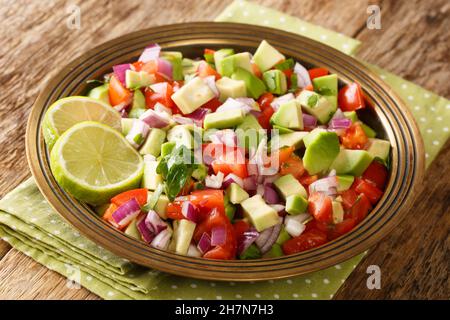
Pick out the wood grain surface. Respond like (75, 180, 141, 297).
(0, 0, 448, 300)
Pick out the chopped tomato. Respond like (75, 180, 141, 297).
(282, 229, 328, 255)
(166, 201, 185, 220)
(308, 67, 329, 80)
(204, 48, 215, 55)
(341, 123, 368, 150)
(328, 218, 356, 240)
(102, 203, 118, 224)
(141, 60, 158, 74)
(340, 188, 359, 210)
(257, 93, 274, 111)
(304, 84, 314, 91)
(144, 82, 180, 113)
(210, 146, 248, 178)
(362, 161, 388, 190)
(197, 61, 221, 80)
(338, 82, 366, 112)
(347, 194, 372, 224)
(353, 178, 383, 205)
(111, 188, 148, 207)
(308, 192, 333, 223)
(282, 69, 293, 79)
(270, 146, 294, 168)
(233, 220, 250, 239)
(201, 97, 222, 112)
(251, 62, 262, 78)
(189, 189, 225, 220)
(257, 107, 275, 129)
(298, 173, 318, 188)
(280, 154, 305, 179)
(132, 61, 144, 71)
(108, 75, 132, 106)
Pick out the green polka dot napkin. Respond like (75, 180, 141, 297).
(0, 0, 448, 300)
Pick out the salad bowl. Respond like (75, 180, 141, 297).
(26, 22, 424, 281)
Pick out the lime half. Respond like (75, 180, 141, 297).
(50, 121, 144, 205)
(43, 96, 121, 149)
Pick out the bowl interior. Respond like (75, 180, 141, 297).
(26, 22, 424, 281)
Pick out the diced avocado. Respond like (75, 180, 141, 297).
(336, 175, 355, 192)
(147, 192, 170, 219)
(263, 69, 287, 95)
(203, 109, 245, 130)
(214, 48, 235, 75)
(241, 194, 280, 232)
(263, 243, 283, 258)
(161, 141, 176, 157)
(237, 114, 262, 131)
(224, 195, 236, 221)
(303, 130, 340, 175)
(270, 100, 303, 130)
(160, 51, 183, 81)
(253, 40, 285, 72)
(140, 128, 166, 157)
(361, 123, 376, 138)
(332, 201, 344, 224)
(235, 114, 265, 151)
(269, 131, 308, 151)
(272, 125, 293, 134)
(218, 52, 253, 77)
(330, 149, 373, 176)
(285, 194, 308, 215)
(125, 70, 155, 89)
(274, 58, 295, 71)
(88, 84, 110, 105)
(240, 244, 262, 260)
(276, 226, 291, 245)
(215, 77, 247, 101)
(167, 125, 194, 149)
(124, 218, 141, 240)
(174, 219, 196, 255)
(121, 118, 134, 136)
(231, 67, 266, 99)
(366, 138, 390, 162)
(227, 183, 249, 204)
(182, 58, 201, 76)
(303, 128, 327, 147)
(273, 174, 307, 200)
(312, 74, 338, 110)
(192, 164, 208, 181)
(171, 77, 215, 114)
(344, 111, 358, 122)
(141, 161, 163, 190)
(297, 90, 335, 124)
(128, 89, 146, 118)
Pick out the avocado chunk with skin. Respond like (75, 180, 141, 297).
(263, 69, 287, 95)
(240, 194, 280, 232)
(276, 226, 291, 245)
(174, 219, 196, 255)
(231, 67, 266, 99)
(141, 161, 163, 191)
(226, 183, 249, 204)
(171, 77, 215, 114)
(215, 77, 247, 101)
(147, 192, 170, 219)
(160, 141, 176, 157)
(303, 130, 340, 175)
(336, 175, 355, 192)
(269, 131, 308, 151)
(139, 128, 166, 157)
(312, 74, 338, 110)
(167, 125, 194, 149)
(218, 52, 253, 77)
(285, 194, 308, 215)
(273, 174, 307, 200)
(88, 84, 110, 105)
(128, 89, 146, 118)
(366, 138, 390, 162)
(330, 149, 373, 176)
(160, 51, 183, 81)
(270, 100, 304, 130)
(253, 40, 285, 72)
(203, 109, 245, 130)
(125, 70, 155, 89)
(262, 243, 283, 258)
(297, 90, 335, 124)
(213, 48, 235, 75)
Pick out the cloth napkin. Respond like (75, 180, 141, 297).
(0, 0, 448, 300)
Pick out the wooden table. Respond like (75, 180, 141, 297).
(0, 0, 448, 300)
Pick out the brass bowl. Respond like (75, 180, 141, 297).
(26, 22, 425, 281)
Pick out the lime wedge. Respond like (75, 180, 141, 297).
(50, 121, 144, 205)
(43, 96, 121, 149)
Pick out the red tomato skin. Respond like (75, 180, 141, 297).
(166, 201, 185, 220)
(282, 229, 328, 255)
(111, 189, 148, 207)
(340, 188, 359, 210)
(257, 93, 274, 111)
(362, 161, 388, 190)
(348, 194, 372, 224)
(201, 97, 222, 112)
(298, 173, 318, 188)
(308, 192, 333, 224)
(308, 67, 329, 80)
(197, 61, 221, 80)
(328, 218, 356, 240)
(338, 82, 366, 112)
(341, 123, 368, 150)
(108, 75, 132, 106)
(354, 178, 384, 205)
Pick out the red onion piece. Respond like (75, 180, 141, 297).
(205, 172, 224, 189)
(258, 222, 282, 254)
(264, 184, 279, 204)
(222, 173, 244, 189)
(145, 210, 167, 235)
(197, 232, 212, 254)
(216, 98, 252, 114)
(269, 204, 285, 212)
(138, 44, 161, 63)
(181, 201, 198, 223)
(271, 93, 295, 110)
(203, 75, 219, 97)
(154, 102, 172, 115)
(140, 109, 170, 128)
(137, 216, 155, 243)
(235, 97, 257, 109)
(294, 62, 312, 88)
(256, 184, 265, 196)
(151, 228, 172, 250)
(209, 129, 237, 147)
(186, 108, 210, 126)
(211, 226, 227, 246)
(263, 175, 280, 186)
(284, 214, 309, 237)
(187, 244, 202, 257)
(237, 228, 259, 255)
(331, 108, 345, 120)
(329, 118, 352, 129)
(309, 176, 338, 195)
(247, 162, 258, 176)
(126, 119, 150, 148)
(157, 58, 173, 79)
(112, 64, 131, 85)
(249, 110, 262, 118)
(243, 176, 257, 191)
(111, 198, 141, 227)
(303, 113, 317, 128)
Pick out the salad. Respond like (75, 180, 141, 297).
(45, 40, 391, 260)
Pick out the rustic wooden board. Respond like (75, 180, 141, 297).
(0, 0, 448, 300)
